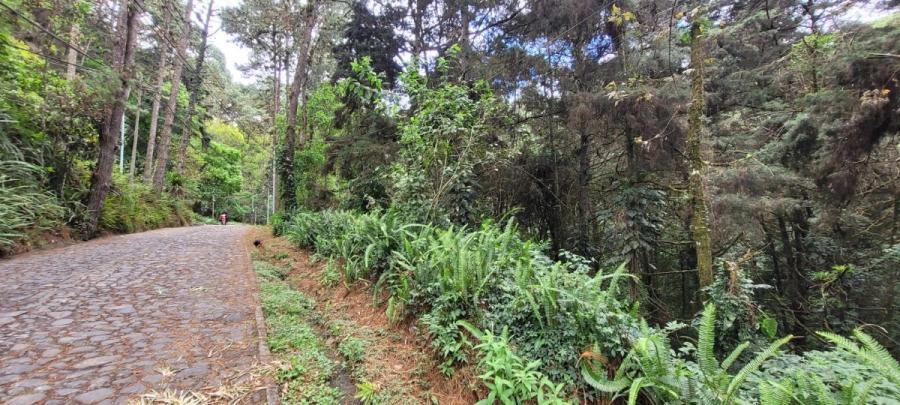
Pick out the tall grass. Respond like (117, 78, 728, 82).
(0, 160, 65, 254)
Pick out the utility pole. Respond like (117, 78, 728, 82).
(271, 163, 276, 216)
(120, 115, 126, 174)
(128, 84, 143, 183)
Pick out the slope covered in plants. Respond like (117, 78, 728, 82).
(278, 210, 900, 403)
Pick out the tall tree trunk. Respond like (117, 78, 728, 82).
(272, 26, 281, 118)
(280, 1, 319, 211)
(576, 126, 592, 248)
(175, 0, 215, 176)
(568, 38, 594, 255)
(457, 0, 471, 79)
(152, 0, 195, 192)
(777, 213, 803, 333)
(129, 85, 143, 183)
(65, 24, 80, 81)
(83, 0, 139, 238)
(411, 0, 425, 61)
(687, 11, 714, 290)
(891, 193, 898, 244)
(143, 13, 171, 182)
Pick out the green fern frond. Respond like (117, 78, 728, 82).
(628, 377, 647, 405)
(605, 262, 628, 303)
(457, 320, 486, 341)
(817, 331, 859, 352)
(759, 380, 794, 405)
(853, 329, 900, 384)
(720, 342, 749, 372)
(581, 362, 631, 393)
(698, 304, 719, 378)
(818, 330, 900, 385)
(851, 379, 877, 405)
(805, 372, 835, 405)
(724, 335, 792, 401)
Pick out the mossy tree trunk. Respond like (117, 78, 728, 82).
(128, 84, 142, 183)
(688, 12, 714, 290)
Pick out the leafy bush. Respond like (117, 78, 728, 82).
(459, 321, 569, 405)
(319, 259, 342, 287)
(354, 379, 380, 405)
(271, 211, 287, 236)
(388, 54, 507, 225)
(338, 336, 367, 366)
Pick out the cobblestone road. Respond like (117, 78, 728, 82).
(0, 226, 265, 404)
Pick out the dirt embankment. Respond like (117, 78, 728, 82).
(247, 228, 479, 405)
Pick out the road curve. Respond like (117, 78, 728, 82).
(0, 225, 265, 404)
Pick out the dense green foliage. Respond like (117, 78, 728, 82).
(0, 20, 87, 251)
(258, 4, 899, 402)
(283, 209, 900, 403)
(263, 1, 900, 364)
(0, 0, 274, 252)
(284, 210, 639, 386)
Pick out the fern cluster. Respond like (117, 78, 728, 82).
(581, 304, 792, 404)
(283, 209, 640, 391)
(281, 210, 900, 404)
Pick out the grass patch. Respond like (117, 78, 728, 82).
(319, 259, 341, 287)
(254, 260, 345, 404)
(321, 317, 422, 402)
(338, 336, 367, 366)
(278, 351, 344, 404)
(259, 282, 312, 317)
(254, 261, 290, 282)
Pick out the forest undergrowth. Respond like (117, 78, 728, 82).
(273, 210, 900, 404)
